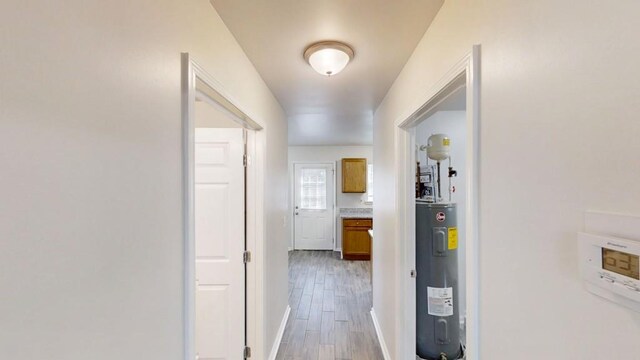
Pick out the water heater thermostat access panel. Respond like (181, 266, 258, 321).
(578, 232, 640, 312)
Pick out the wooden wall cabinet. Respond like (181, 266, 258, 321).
(342, 158, 367, 193)
(342, 218, 372, 260)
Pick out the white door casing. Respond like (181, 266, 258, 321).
(392, 46, 481, 360)
(294, 163, 335, 250)
(194, 128, 245, 360)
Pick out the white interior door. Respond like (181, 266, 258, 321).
(294, 163, 335, 250)
(195, 128, 245, 360)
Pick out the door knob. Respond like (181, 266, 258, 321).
(295, 212, 299, 215)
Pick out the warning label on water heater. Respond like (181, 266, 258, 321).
(448, 227, 458, 250)
(427, 287, 454, 317)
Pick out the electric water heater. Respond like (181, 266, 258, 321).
(416, 133, 462, 359)
(416, 201, 462, 360)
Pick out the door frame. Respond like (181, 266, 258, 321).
(182, 53, 266, 360)
(290, 161, 337, 251)
(393, 45, 481, 360)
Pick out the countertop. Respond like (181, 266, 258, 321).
(339, 207, 372, 218)
(339, 213, 373, 219)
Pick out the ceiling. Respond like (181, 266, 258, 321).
(211, 0, 444, 146)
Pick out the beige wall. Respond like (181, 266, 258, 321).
(373, 0, 640, 358)
(0, 0, 288, 359)
(195, 100, 242, 128)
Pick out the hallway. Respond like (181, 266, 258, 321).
(276, 251, 384, 360)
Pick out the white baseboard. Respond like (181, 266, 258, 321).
(268, 305, 291, 360)
(370, 308, 391, 360)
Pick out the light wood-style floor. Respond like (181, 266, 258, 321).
(276, 250, 384, 360)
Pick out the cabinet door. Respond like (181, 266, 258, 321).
(343, 226, 371, 260)
(342, 158, 367, 193)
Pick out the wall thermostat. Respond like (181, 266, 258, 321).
(578, 232, 640, 312)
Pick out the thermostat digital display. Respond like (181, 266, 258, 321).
(578, 232, 640, 312)
(602, 248, 639, 280)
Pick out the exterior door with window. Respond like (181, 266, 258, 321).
(294, 163, 335, 250)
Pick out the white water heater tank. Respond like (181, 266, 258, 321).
(426, 134, 451, 161)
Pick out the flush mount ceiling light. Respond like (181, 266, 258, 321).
(304, 41, 354, 77)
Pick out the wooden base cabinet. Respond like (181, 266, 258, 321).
(342, 218, 373, 260)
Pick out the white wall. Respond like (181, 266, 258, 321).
(415, 110, 467, 326)
(0, 1, 288, 359)
(288, 146, 373, 249)
(195, 100, 242, 128)
(373, 0, 640, 358)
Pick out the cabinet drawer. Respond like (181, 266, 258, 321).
(343, 218, 372, 228)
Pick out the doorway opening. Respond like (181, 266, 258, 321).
(182, 54, 265, 360)
(393, 46, 480, 360)
(279, 154, 380, 357)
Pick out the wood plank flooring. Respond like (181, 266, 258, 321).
(277, 251, 384, 360)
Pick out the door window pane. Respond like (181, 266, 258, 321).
(300, 168, 327, 210)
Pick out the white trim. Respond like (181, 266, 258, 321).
(246, 128, 266, 359)
(181, 53, 196, 360)
(393, 45, 481, 360)
(192, 65, 262, 132)
(370, 309, 391, 360)
(290, 161, 337, 251)
(334, 162, 340, 255)
(182, 53, 267, 360)
(267, 305, 291, 360)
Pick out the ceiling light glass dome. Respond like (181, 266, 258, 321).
(304, 41, 354, 77)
